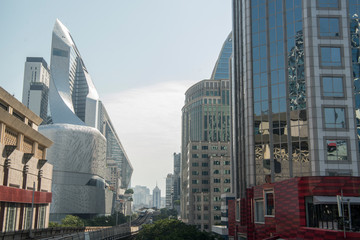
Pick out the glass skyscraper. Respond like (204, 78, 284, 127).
(232, 0, 360, 198)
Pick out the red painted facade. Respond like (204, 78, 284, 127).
(0, 185, 52, 204)
(229, 177, 360, 240)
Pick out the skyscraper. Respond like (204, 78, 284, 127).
(231, 0, 360, 238)
(35, 19, 133, 221)
(22, 57, 50, 123)
(152, 185, 161, 209)
(165, 173, 174, 209)
(181, 34, 232, 231)
(173, 152, 181, 202)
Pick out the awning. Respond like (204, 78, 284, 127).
(313, 196, 360, 205)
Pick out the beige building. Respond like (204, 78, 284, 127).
(0, 87, 53, 232)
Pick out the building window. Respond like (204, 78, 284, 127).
(224, 170, 231, 174)
(224, 188, 231, 192)
(192, 145, 199, 150)
(320, 46, 342, 67)
(214, 206, 221, 211)
(255, 199, 264, 223)
(202, 154, 209, 158)
(265, 192, 275, 216)
(214, 196, 221, 202)
(202, 162, 208, 167)
(192, 154, 199, 158)
(23, 204, 32, 230)
(326, 139, 348, 161)
(214, 178, 221, 183)
(317, 0, 339, 9)
(202, 145, 208, 150)
(318, 17, 340, 37)
(192, 162, 199, 167)
(5, 203, 17, 232)
(192, 189, 199, 193)
(321, 76, 344, 98)
(202, 171, 209, 176)
(236, 200, 240, 221)
(213, 161, 221, 165)
(192, 180, 199, 184)
(323, 107, 346, 129)
(224, 179, 231, 183)
(202, 180, 209, 184)
(224, 161, 231, 165)
(38, 205, 46, 229)
(214, 188, 220, 192)
(192, 171, 199, 175)
(213, 170, 220, 174)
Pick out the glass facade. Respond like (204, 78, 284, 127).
(251, 0, 309, 185)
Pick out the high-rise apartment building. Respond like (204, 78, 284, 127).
(22, 57, 50, 123)
(133, 185, 151, 210)
(230, 0, 360, 239)
(165, 173, 174, 209)
(172, 153, 181, 203)
(181, 34, 232, 231)
(152, 185, 161, 209)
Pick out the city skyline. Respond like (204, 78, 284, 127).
(0, 0, 231, 194)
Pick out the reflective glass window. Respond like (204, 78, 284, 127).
(319, 17, 340, 37)
(322, 76, 344, 97)
(318, 0, 339, 8)
(265, 192, 275, 216)
(320, 47, 342, 67)
(255, 199, 265, 223)
(326, 139, 348, 161)
(324, 107, 346, 128)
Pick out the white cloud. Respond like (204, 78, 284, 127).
(102, 80, 194, 194)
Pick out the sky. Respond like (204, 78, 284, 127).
(0, 0, 232, 196)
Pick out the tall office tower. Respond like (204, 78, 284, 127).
(231, 0, 360, 239)
(38, 19, 133, 221)
(152, 185, 161, 209)
(165, 173, 174, 209)
(22, 57, 50, 123)
(181, 32, 232, 232)
(172, 152, 181, 202)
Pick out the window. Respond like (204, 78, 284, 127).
(202, 145, 208, 150)
(321, 76, 344, 97)
(320, 47, 342, 67)
(202, 154, 209, 158)
(317, 0, 339, 9)
(197, 196, 201, 202)
(213, 161, 221, 165)
(38, 205, 46, 229)
(204, 206, 209, 210)
(214, 206, 221, 211)
(213, 170, 220, 174)
(202, 180, 209, 184)
(202, 188, 209, 192)
(197, 205, 201, 211)
(192, 154, 199, 158)
(255, 199, 265, 223)
(211, 146, 218, 150)
(323, 107, 346, 129)
(204, 196, 209, 202)
(214, 196, 221, 202)
(224, 170, 231, 174)
(202, 171, 209, 176)
(221, 145, 228, 150)
(318, 17, 340, 37)
(224, 179, 231, 183)
(192, 171, 199, 175)
(192, 145, 199, 150)
(326, 139, 348, 161)
(265, 192, 275, 216)
(202, 162, 208, 167)
(192, 162, 199, 167)
(214, 215, 221, 220)
(214, 179, 221, 183)
(224, 161, 231, 165)
(214, 188, 220, 192)
(53, 48, 69, 57)
(5, 203, 17, 231)
(23, 205, 32, 230)
(192, 188, 199, 193)
(224, 188, 231, 192)
(192, 180, 199, 184)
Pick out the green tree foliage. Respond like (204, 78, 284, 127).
(85, 212, 127, 226)
(61, 215, 84, 227)
(135, 219, 220, 240)
(173, 200, 180, 206)
(125, 189, 134, 194)
(153, 208, 178, 221)
(48, 222, 61, 227)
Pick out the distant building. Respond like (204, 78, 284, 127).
(133, 185, 151, 210)
(21, 57, 50, 123)
(152, 185, 161, 209)
(0, 87, 53, 231)
(165, 173, 173, 209)
(181, 34, 232, 231)
(173, 153, 181, 202)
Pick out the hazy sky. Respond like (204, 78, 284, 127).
(0, 0, 231, 195)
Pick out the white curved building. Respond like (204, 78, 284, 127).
(38, 19, 132, 221)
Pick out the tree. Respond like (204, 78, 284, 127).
(153, 208, 178, 221)
(125, 189, 134, 194)
(61, 215, 84, 227)
(84, 212, 127, 226)
(135, 219, 220, 240)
